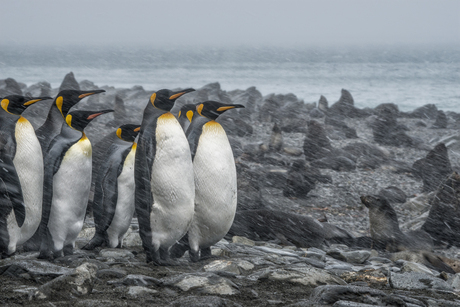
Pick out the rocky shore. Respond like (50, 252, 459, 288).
(2, 73, 460, 306)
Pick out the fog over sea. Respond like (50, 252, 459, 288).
(1, 45, 459, 112)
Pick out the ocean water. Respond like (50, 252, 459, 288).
(0, 45, 459, 111)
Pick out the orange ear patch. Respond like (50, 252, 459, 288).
(216, 106, 236, 112)
(169, 92, 185, 100)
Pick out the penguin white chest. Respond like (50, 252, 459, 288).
(149, 113, 195, 247)
(11, 117, 43, 245)
(48, 137, 92, 250)
(190, 121, 237, 248)
(106, 144, 137, 247)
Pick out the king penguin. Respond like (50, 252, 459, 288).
(24, 89, 105, 251)
(135, 88, 195, 265)
(38, 109, 113, 259)
(83, 124, 140, 250)
(35, 89, 106, 153)
(177, 104, 198, 132)
(171, 101, 244, 262)
(0, 95, 51, 257)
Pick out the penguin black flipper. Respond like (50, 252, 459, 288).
(38, 136, 77, 258)
(0, 153, 26, 227)
(97, 148, 130, 233)
(186, 117, 208, 160)
(134, 125, 156, 255)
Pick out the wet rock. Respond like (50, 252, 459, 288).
(0, 77, 23, 96)
(260, 267, 346, 286)
(168, 295, 243, 307)
(310, 285, 403, 306)
(328, 89, 367, 119)
(109, 274, 160, 287)
(339, 270, 388, 287)
(310, 108, 325, 118)
(59, 71, 81, 91)
(33, 262, 98, 300)
(303, 120, 333, 161)
(325, 116, 358, 139)
(228, 210, 326, 248)
(126, 286, 158, 297)
(317, 95, 328, 112)
(422, 172, 460, 246)
(401, 261, 436, 275)
(164, 273, 238, 295)
(431, 110, 448, 129)
(283, 159, 317, 198)
(407, 104, 438, 119)
(232, 236, 255, 246)
(203, 260, 242, 275)
(96, 268, 128, 279)
(389, 271, 453, 291)
(378, 186, 407, 204)
(412, 143, 452, 192)
(311, 155, 356, 171)
(99, 249, 135, 259)
(122, 231, 143, 247)
(0, 260, 73, 278)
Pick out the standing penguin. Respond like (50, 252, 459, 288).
(177, 104, 198, 132)
(172, 101, 244, 261)
(35, 89, 105, 153)
(24, 89, 105, 251)
(38, 109, 113, 259)
(135, 88, 195, 265)
(83, 124, 140, 250)
(0, 95, 51, 257)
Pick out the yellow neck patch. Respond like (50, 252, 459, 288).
(17, 116, 29, 124)
(65, 114, 73, 128)
(197, 104, 204, 116)
(116, 128, 123, 140)
(1, 99, 13, 115)
(150, 93, 157, 107)
(131, 142, 137, 150)
(186, 110, 194, 123)
(56, 96, 64, 117)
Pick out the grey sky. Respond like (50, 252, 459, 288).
(1, 0, 459, 47)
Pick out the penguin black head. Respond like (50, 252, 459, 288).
(196, 101, 245, 120)
(149, 88, 195, 111)
(1, 95, 52, 115)
(116, 124, 141, 142)
(55, 89, 106, 118)
(178, 104, 198, 124)
(65, 109, 114, 132)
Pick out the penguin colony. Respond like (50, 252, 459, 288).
(0, 87, 243, 265)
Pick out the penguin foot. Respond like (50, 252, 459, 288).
(199, 247, 216, 261)
(63, 244, 74, 256)
(82, 236, 104, 250)
(190, 250, 200, 262)
(38, 250, 54, 260)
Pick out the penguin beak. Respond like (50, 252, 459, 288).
(169, 88, 195, 100)
(216, 104, 245, 112)
(134, 126, 141, 132)
(86, 109, 114, 120)
(23, 96, 53, 106)
(78, 89, 106, 99)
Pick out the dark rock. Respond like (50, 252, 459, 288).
(236, 163, 264, 211)
(0, 260, 72, 277)
(422, 172, 460, 247)
(280, 118, 308, 133)
(318, 95, 328, 112)
(325, 117, 358, 139)
(25, 81, 52, 97)
(374, 103, 400, 120)
(406, 104, 438, 119)
(311, 156, 356, 172)
(328, 89, 368, 119)
(389, 271, 453, 291)
(431, 110, 448, 129)
(59, 71, 80, 92)
(303, 120, 334, 161)
(168, 296, 243, 307)
(96, 268, 128, 279)
(33, 263, 98, 300)
(283, 160, 316, 198)
(228, 210, 326, 248)
(113, 95, 127, 124)
(310, 285, 405, 306)
(0, 78, 23, 97)
(219, 116, 253, 137)
(109, 274, 160, 287)
(412, 143, 452, 192)
(415, 121, 427, 127)
(310, 108, 325, 118)
(378, 186, 407, 204)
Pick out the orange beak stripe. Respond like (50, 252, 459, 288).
(216, 106, 236, 112)
(169, 92, 186, 100)
(78, 92, 95, 99)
